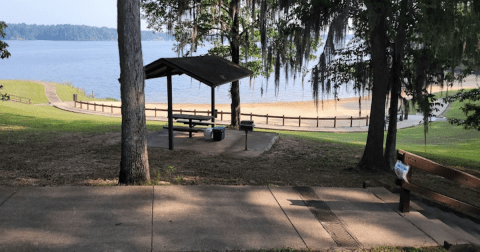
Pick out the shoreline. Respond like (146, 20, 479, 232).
(94, 75, 478, 118)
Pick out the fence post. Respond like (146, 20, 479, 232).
(334, 116, 337, 128)
(208, 110, 210, 116)
(111, 105, 113, 113)
(299, 116, 301, 127)
(102, 104, 104, 112)
(317, 116, 319, 127)
(194, 109, 196, 115)
(350, 116, 353, 127)
(94, 102, 96, 111)
(180, 108, 182, 114)
(221, 111, 223, 121)
(283, 115, 285, 126)
(87, 102, 89, 111)
(250, 112, 252, 121)
(366, 115, 369, 126)
(155, 107, 157, 117)
(266, 114, 268, 124)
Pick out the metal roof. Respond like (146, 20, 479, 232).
(144, 55, 253, 87)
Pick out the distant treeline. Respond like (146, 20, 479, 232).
(3, 23, 173, 41)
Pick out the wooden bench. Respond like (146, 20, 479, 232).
(176, 120, 215, 127)
(395, 149, 480, 218)
(163, 125, 202, 133)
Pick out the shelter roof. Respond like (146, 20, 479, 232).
(144, 55, 253, 87)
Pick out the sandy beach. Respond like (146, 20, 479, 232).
(84, 75, 479, 126)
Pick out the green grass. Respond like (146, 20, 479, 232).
(1, 80, 478, 171)
(0, 101, 166, 134)
(435, 88, 480, 120)
(0, 80, 49, 104)
(261, 120, 480, 169)
(52, 81, 118, 102)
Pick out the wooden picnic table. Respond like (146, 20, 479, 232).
(171, 114, 214, 138)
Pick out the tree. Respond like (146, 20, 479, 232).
(355, 0, 391, 171)
(117, 0, 151, 184)
(445, 87, 480, 130)
(142, 1, 253, 126)
(1, 21, 11, 59)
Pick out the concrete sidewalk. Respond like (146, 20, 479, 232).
(1, 186, 478, 251)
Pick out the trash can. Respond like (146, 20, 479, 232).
(204, 127, 213, 140)
(212, 127, 225, 141)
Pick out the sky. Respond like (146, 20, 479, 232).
(0, 0, 152, 30)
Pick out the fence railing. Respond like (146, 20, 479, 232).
(8, 94, 31, 104)
(74, 100, 370, 128)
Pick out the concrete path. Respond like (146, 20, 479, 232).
(1, 186, 478, 251)
(51, 100, 449, 133)
(34, 81, 63, 103)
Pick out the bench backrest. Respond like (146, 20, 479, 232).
(397, 149, 480, 190)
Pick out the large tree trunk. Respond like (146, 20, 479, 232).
(117, 0, 150, 184)
(357, 0, 390, 171)
(384, 0, 409, 171)
(229, 0, 241, 127)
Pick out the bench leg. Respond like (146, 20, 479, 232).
(399, 187, 410, 212)
(189, 121, 193, 138)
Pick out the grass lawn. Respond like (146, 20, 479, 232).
(264, 120, 480, 171)
(0, 80, 49, 104)
(0, 101, 166, 134)
(52, 81, 118, 102)
(0, 81, 478, 192)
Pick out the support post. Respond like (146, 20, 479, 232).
(266, 114, 268, 124)
(366, 115, 369, 126)
(334, 116, 337, 128)
(350, 116, 353, 127)
(317, 116, 319, 127)
(167, 68, 174, 150)
(399, 187, 411, 212)
(283, 115, 285, 126)
(211, 86, 215, 123)
(245, 131, 248, 151)
(299, 116, 301, 127)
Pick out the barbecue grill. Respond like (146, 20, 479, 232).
(239, 120, 255, 150)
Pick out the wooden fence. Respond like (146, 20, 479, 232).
(8, 94, 31, 104)
(74, 100, 370, 128)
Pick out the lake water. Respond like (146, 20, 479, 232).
(0, 40, 359, 104)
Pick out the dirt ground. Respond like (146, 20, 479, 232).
(0, 131, 390, 188)
(1, 131, 478, 213)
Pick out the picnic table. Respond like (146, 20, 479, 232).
(170, 114, 215, 138)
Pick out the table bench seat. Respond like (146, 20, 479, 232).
(176, 120, 215, 127)
(163, 125, 203, 132)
